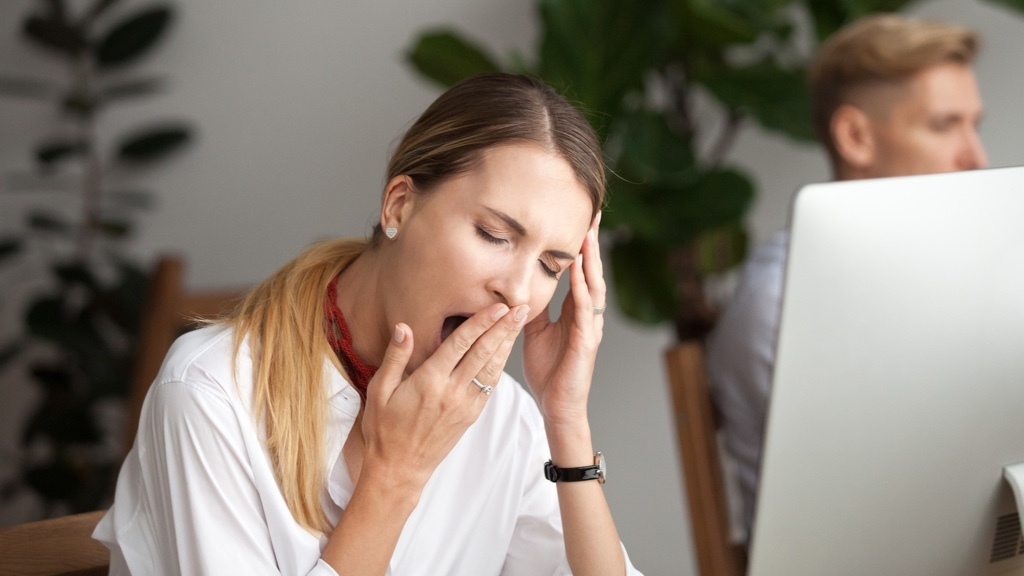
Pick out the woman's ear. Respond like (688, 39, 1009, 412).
(380, 175, 416, 233)
(831, 104, 876, 171)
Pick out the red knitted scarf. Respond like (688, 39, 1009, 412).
(325, 275, 377, 398)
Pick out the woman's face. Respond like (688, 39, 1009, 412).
(380, 143, 594, 370)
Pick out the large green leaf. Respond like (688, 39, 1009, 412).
(613, 111, 698, 186)
(95, 5, 173, 69)
(665, 0, 757, 49)
(695, 223, 748, 275)
(22, 13, 84, 58)
(36, 139, 90, 166)
(807, 0, 918, 40)
(406, 30, 501, 88)
(116, 123, 192, 163)
(698, 63, 815, 142)
(538, 0, 659, 137)
(610, 236, 677, 324)
(659, 168, 754, 244)
(604, 168, 753, 248)
(27, 211, 71, 235)
(0, 238, 23, 263)
(54, 261, 98, 289)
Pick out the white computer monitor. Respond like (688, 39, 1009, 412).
(749, 166, 1024, 576)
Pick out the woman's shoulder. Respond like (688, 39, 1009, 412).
(153, 324, 251, 402)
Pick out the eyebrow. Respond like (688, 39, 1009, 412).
(485, 207, 576, 261)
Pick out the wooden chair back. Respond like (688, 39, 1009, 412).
(0, 510, 108, 576)
(665, 341, 747, 576)
(124, 255, 244, 455)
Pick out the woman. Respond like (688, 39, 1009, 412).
(95, 72, 643, 575)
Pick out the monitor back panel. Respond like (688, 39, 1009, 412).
(749, 167, 1024, 576)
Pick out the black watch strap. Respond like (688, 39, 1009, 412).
(544, 452, 606, 483)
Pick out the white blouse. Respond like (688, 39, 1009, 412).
(94, 325, 642, 575)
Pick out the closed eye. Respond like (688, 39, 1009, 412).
(476, 227, 507, 245)
(540, 261, 559, 279)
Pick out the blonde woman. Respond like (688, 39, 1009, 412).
(95, 73, 643, 575)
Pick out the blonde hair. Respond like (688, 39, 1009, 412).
(809, 14, 979, 159)
(224, 73, 606, 533)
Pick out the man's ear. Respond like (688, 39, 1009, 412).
(831, 104, 876, 171)
(380, 175, 416, 232)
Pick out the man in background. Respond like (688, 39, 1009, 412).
(705, 13, 987, 546)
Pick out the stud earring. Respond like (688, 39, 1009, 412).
(385, 227, 398, 239)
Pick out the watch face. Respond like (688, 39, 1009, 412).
(596, 452, 606, 483)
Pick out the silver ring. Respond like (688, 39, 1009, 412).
(593, 304, 606, 315)
(472, 377, 493, 396)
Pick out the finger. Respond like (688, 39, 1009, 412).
(583, 226, 607, 309)
(569, 253, 594, 325)
(428, 303, 508, 375)
(461, 304, 529, 394)
(370, 323, 414, 403)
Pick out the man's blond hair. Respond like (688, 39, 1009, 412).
(809, 14, 978, 160)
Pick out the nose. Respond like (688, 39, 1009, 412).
(959, 128, 987, 170)
(489, 258, 532, 308)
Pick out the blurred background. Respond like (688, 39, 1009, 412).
(0, 1, 1021, 574)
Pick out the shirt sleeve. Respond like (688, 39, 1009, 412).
(500, 400, 644, 576)
(100, 379, 337, 576)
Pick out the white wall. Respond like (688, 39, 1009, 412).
(1, 0, 1021, 574)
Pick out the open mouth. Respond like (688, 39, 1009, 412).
(441, 315, 470, 343)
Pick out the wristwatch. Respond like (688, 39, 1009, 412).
(544, 452, 606, 484)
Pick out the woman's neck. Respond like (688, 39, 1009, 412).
(334, 249, 388, 368)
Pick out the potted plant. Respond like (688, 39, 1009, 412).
(0, 0, 193, 516)
(404, 0, 1021, 340)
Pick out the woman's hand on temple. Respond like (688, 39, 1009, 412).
(522, 212, 606, 429)
(358, 302, 528, 495)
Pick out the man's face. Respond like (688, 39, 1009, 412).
(863, 62, 987, 178)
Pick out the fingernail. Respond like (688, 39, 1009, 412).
(514, 305, 530, 327)
(393, 324, 405, 343)
(596, 211, 603, 227)
(588, 229, 595, 242)
(577, 254, 582, 267)
(492, 304, 509, 321)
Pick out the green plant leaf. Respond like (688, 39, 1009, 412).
(698, 63, 816, 142)
(94, 5, 173, 69)
(601, 179, 664, 238)
(0, 238, 23, 263)
(695, 223, 748, 275)
(97, 260, 148, 333)
(0, 342, 24, 371)
(27, 211, 71, 235)
(537, 0, 659, 137)
(22, 13, 85, 58)
(609, 237, 677, 324)
(657, 168, 755, 245)
(665, 0, 757, 48)
(36, 140, 90, 166)
(613, 111, 698, 186)
(116, 123, 192, 163)
(94, 219, 133, 238)
(54, 261, 98, 289)
(406, 30, 501, 88)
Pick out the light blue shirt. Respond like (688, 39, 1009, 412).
(705, 230, 789, 540)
